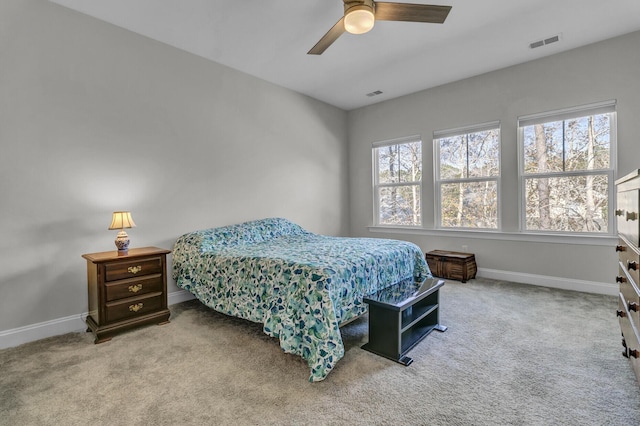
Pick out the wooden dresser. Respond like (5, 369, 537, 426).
(615, 169, 640, 384)
(82, 246, 171, 343)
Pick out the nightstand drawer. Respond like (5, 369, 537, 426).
(105, 293, 164, 323)
(105, 275, 163, 302)
(105, 257, 163, 281)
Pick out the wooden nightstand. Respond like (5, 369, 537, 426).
(82, 246, 171, 343)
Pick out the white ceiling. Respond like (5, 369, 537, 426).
(50, 0, 640, 111)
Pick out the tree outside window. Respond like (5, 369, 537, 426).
(435, 124, 500, 229)
(373, 138, 421, 226)
(520, 104, 615, 234)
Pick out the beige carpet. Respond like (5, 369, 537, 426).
(1, 278, 639, 425)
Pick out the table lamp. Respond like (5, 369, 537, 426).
(108, 211, 136, 255)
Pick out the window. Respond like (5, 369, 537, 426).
(373, 137, 422, 226)
(434, 122, 501, 229)
(518, 101, 616, 234)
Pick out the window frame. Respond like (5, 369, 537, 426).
(372, 135, 423, 227)
(517, 100, 617, 236)
(433, 121, 501, 230)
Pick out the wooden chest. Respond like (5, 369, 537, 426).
(426, 250, 477, 283)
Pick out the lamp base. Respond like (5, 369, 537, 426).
(114, 230, 130, 256)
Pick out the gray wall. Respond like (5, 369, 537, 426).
(0, 0, 348, 331)
(348, 31, 640, 289)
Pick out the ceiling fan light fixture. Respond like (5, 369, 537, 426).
(308, 1, 451, 55)
(344, 4, 375, 35)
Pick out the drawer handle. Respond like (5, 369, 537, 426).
(616, 245, 627, 252)
(128, 284, 143, 293)
(615, 209, 624, 217)
(129, 303, 144, 313)
(630, 349, 639, 359)
(128, 266, 142, 274)
(629, 302, 639, 312)
(628, 261, 638, 271)
(617, 309, 627, 318)
(616, 276, 627, 283)
(627, 211, 638, 221)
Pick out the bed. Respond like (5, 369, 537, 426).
(171, 218, 431, 381)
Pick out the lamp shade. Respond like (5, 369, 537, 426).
(108, 211, 136, 230)
(344, 5, 375, 34)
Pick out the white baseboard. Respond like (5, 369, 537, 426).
(0, 290, 196, 350)
(477, 268, 617, 296)
(168, 288, 196, 305)
(0, 275, 614, 351)
(0, 312, 87, 351)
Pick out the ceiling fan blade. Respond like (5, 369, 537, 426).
(374, 3, 451, 23)
(308, 17, 346, 55)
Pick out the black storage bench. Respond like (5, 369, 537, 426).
(362, 278, 446, 365)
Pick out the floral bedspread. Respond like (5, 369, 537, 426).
(172, 218, 431, 381)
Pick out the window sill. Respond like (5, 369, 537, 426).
(366, 226, 617, 246)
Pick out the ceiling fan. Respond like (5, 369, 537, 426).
(308, 0, 452, 55)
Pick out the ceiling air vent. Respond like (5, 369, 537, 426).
(529, 33, 562, 49)
(366, 90, 383, 97)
